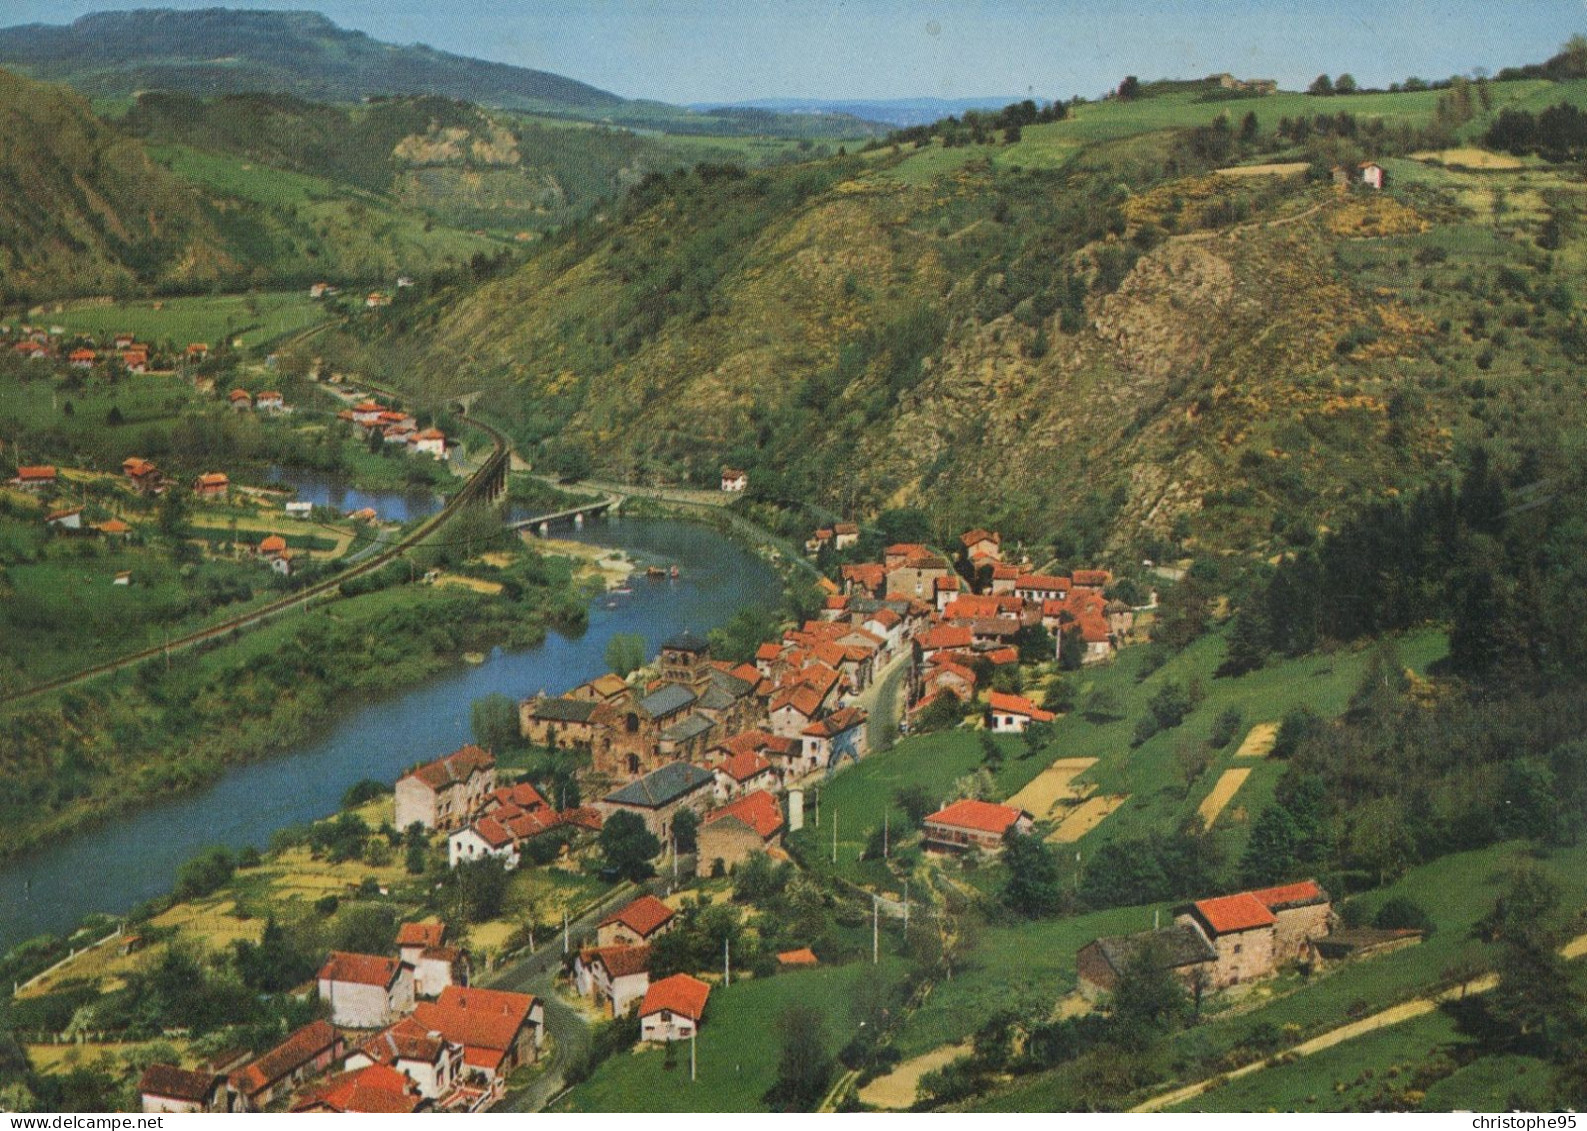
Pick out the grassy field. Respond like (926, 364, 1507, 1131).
(47, 292, 331, 351)
(788, 627, 1447, 893)
(559, 958, 911, 1112)
(967, 838, 1587, 1112)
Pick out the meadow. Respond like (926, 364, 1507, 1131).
(47, 292, 330, 351)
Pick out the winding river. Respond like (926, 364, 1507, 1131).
(0, 514, 780, 952)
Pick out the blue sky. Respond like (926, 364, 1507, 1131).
(6, 1, 1584, 103)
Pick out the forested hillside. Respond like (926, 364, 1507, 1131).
(351, 63, 1587, 565)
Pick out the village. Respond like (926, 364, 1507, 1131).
(114, 513, 1403, 1114)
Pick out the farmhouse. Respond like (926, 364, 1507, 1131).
(69, 348, 96, 368)
(139, 1064, 228, 1114)
(696, 789, 785, 875)
(1360, 161, 1387, 189)
(396, 921, 470, 997)
(1076, 923, 1219, 1001)
(800, 705, 869, 770)
(395, 744, 497, 831)
(45, 507, 82, 530)
(961, 529, 1002, 562)
(597, 895, 677, 948)
(410, 428, 447, 459)
(720, 466, 748, 492)
(193, 472, 229, 499)
(922, 799, 1034, 853)
(711, 748, 778, 801)
(257, 390, 285, 412)
(639, 974, 710, 1042)
(232, 1020, 344, 1112)
(228, 389, 252, 411)
(344, 1019, 464, 1102)
(1173, 880, 1332, 989)
(291, 1064, 426, 1114)
(317, 952, 416, 1029)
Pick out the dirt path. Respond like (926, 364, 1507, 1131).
(859, 1043, 971, 1110)
(1134, 932, 1587, 1112)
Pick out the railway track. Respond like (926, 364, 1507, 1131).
(2, 407, 511, 708)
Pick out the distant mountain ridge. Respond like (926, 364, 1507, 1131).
(0, 8, 886, 137)
(692, 96, 1041, 128)
(0, 7, 625, 112)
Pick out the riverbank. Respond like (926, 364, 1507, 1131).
(0, 518, 783, 953)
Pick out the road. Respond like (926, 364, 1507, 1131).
(484, 878, 671, 1112)
(1132, 929, 1587, 1112)
(856, 650, 912, 754)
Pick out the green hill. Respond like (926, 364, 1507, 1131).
(348, 74, 1587, 563)
(0, 8, 883, 139)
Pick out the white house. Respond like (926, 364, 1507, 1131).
(344, 1018, 465, 1101)
(986, 691, 1056, 734)
(410, 429, 447, 460)
(720, 467, 748, 492)
(638, 974, 710, 1042)
(573, 944, 652, 1018)
(317, 952, 416, 1029)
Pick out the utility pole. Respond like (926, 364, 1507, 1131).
(903, 880, 909, 934)
(872, 895, 879, 964)
(883, 813, 889, 859)
(691, 1027, 697, 1083)
(832, 808, 838, 865)
(724, 936, 731, 986)
(563, 911, 569, 955)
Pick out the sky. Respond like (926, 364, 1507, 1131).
(4, 0, 1584, 104)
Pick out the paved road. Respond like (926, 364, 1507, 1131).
(856, 651, 912, 753)
(485, 878, 672, 1112)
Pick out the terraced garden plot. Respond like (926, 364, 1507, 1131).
(1047, 794, 1127, 843)
(1197, 767, 1252, 827)
(859, 1042, 970, 1110)
(1007, 757, 1097, 821)
(1234, 722, 1278, 757)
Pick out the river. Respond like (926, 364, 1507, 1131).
(0, 517, 780, 952)
(263, 465, 444, 523)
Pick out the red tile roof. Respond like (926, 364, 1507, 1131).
(16, 465, 56, 480)
(318, 951, 404, 988)
(719, 750, 773, 783)
(600, 894, 675, 939)
(705, 790, 784, 840)
(1072, 569, 1112, 587)
(1248, 880, 1329, 910)
(988, 691, 1056, 723)
(412, 986, 537, 1071)
(401, 744, 494, 791)
(195, 472, 229, 488)
(581, 943, 652, 978)
(258, 534, 288, 554)
(802, 705, 867, 739)
(1193, 892, 1277, 935)
(926, 799, 1027, 836)
(640, 973, 710, 1021)
(961, 529, 1000, 547)
(756, 642, 784, 662)
(920, 625, 974, 652)
(777, 947, 819, 966)
(1015, 574, 1070, 592)
(358, 1017, 450, 1067)
(293, 1064, 422, 1113)
(396, 921, 447, 949)
(236, 1020, 339, 1097)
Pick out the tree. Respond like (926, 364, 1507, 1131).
(1238, 804, 1299, 886)
(1108, 938, 1191, 1052)
(766, 1004, 831, 1111)
(604, 633, 647, 678)
(978, 729, 1005, 770)
(157, 484, 190, 540)
(1117, 75, 1141, 101)
(1003, 832, 1063, 918)
(1473, 870, 1583, 1053)
(1152, 577, 1210, 651)
(1334, 73, 1358, 94)
(1308, 74, 1335, 96)
(1216, 607, 1269, 677)
(894, 784, 936, 828)
(453, 856, 511, 921)
(470, 692, 520, 752)
(1058, 625, 1086, 671)
(671, 807, 700, 854)
(709, 606, 778, 665)
(599, 810, 661, 881)
(915, 689, 965, 733)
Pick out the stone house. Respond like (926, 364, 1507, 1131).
(596, 895, 677, 949)
(394, 745, 496, 832)
(1175, 894, 1279, 989)
(344, 1019, 465, 1101)
(1075, 923, 1218, 1001)
(232, 1020, 344, 1111)
(599, 761, 716, 842)
(696, 789, 784, 876)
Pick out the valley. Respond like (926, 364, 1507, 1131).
(1, 6, 1586, 1118)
